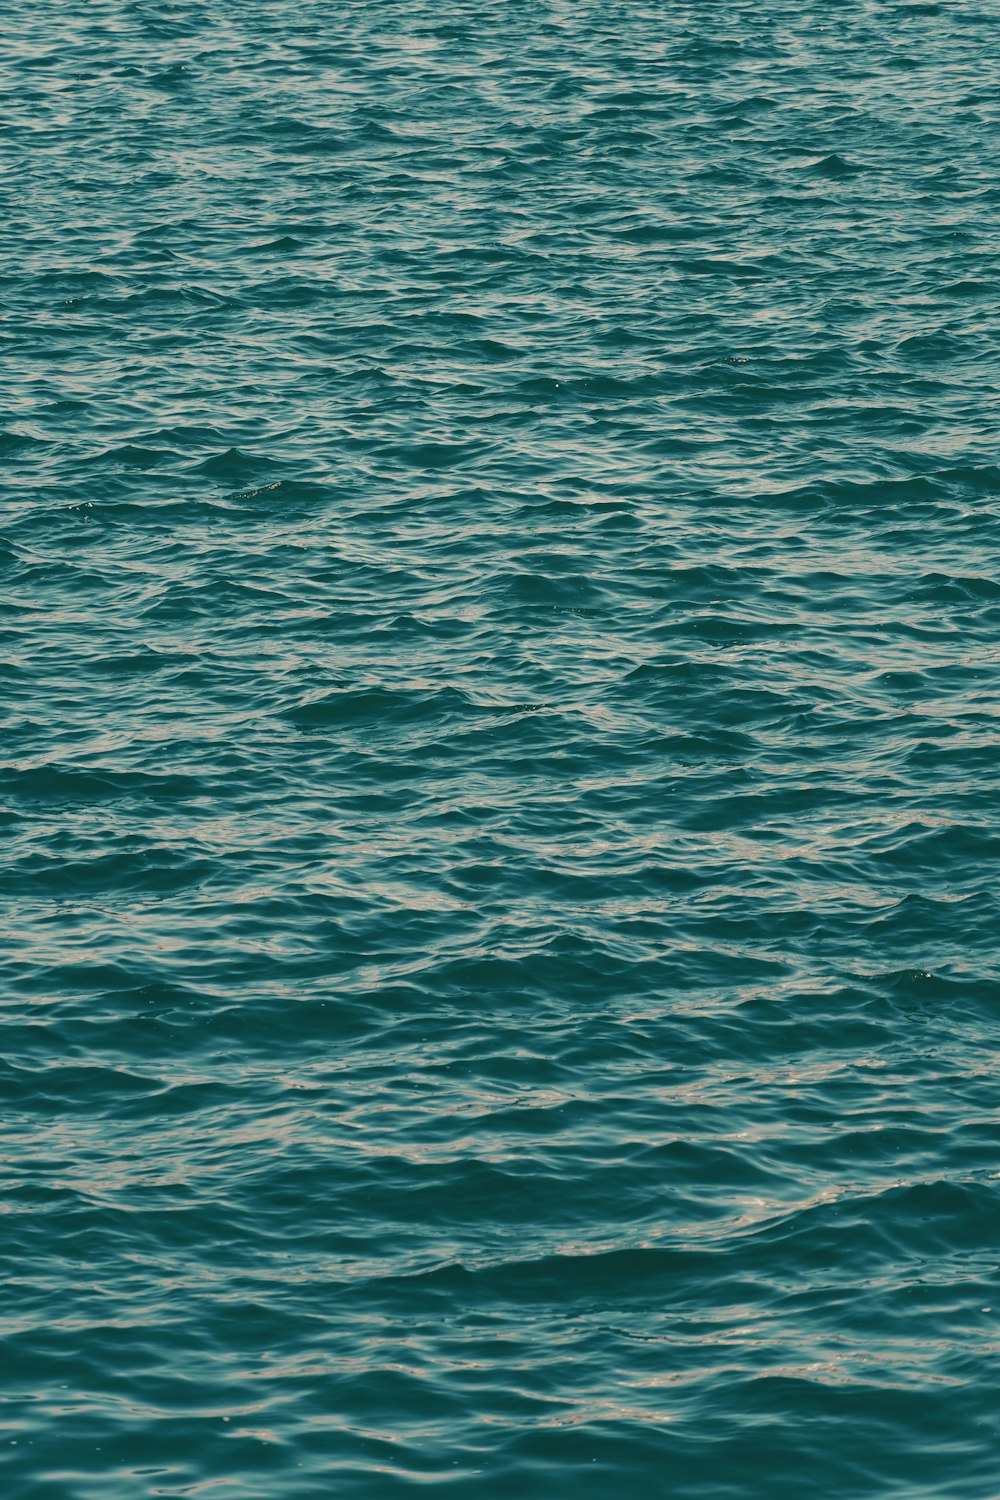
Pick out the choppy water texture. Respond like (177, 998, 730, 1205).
(3, 1, 1000, 1495)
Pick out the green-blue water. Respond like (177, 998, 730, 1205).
(3, 2, 999, 1495)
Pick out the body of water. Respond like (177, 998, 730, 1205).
(3, 1, 999, 1495)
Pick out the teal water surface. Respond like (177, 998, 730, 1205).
(3, 1, 1000, 1496)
